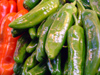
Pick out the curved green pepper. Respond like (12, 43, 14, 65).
(45, 3, 77, 59)
(89, 0, 100, 17)
(9, 0, 59, 29)
(47, 53, 62, 75)
(82, 9, 100, 75)
(22, 50, 38, 75)
(68, 14, 85, 75)
(26, 39, 38, 53)
(23, 0, 40, 10)
(36, 12, 57, 62)
(28, 27, 37, 40)
(27, 62, 49, 75)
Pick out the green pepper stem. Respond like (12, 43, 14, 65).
(73, 14, 78, 26)
(71, 0, 76, 6)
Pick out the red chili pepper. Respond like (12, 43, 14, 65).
(0, 0, 17, 26)
(0, 9, 28, 75)
(17, 0, 25, 11)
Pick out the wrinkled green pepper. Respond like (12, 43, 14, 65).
(26, 39, 38, 53)
(28, 27, 37, 40)
(13, 33, 31, 64)
(67, 14, 85, 75)
(47, 53, 62, 75)
(82, 9, 100, 75)
(36, 12, 57, 62)
(27, 62, 49, 75)
(89, 0, 100, 17)
(23, 0, 40, 10)
(9, 0, 59, 29)
(45, 2, 77, 59)
(22, 50, 38, 75)
(13, 63, 23, 75)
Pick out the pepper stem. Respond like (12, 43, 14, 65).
(71, 0, 76, 6)
(73, 14, 78, 26)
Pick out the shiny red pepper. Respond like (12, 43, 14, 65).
(0, 9, 28, 75)
(17, 0, 25, 11)
(0, 0, 17, 26)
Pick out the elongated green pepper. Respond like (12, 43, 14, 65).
(27, 62, 49, 75)
(68, 14, 85, 75)
(76, 0, 85, 26)
(23, 0, 40, 10)
(82, 9, 100, 75)
(36, 12, 57, 62)
(45, 3, 77, 59)
(26, 39, 38, 53)
(9, 0, 59, 29)
(13, 33, 31, 64)
(28, 27, 37, 40)
(22, 50, 38, 75)
(89, 0, 100, 17)
(47, 53, 62, 75)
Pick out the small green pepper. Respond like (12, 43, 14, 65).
(27, 62, 49, 75)
(28, 27, 37, 40)
(9, 0, 60, 29)
(22, 50, 38, 75)
(45, 2, 77, 59)
(68, 14, 85, 75)
(47, 53, 62, 75)
(26, 39, 38, 53)
(82, 9, 100, 75)
(89, 0, 100, 17)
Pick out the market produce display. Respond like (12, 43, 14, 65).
(0, 0, 100, 75)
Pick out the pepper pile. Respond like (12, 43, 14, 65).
(1, 0, 100, 75)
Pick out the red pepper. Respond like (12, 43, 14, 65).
(17, 0, 25, 11)
(0, 9, 28, 75)
(0, 0, 17, 26)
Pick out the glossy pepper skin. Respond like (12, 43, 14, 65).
(0, 13, 19, 75)
(22, 50, 38, 75)
(9, 0, 60, 29)
(36, 12, 57, 62)
(0, 0, 17, 26)
(47, 53, 62, 75)
(68, 14, 85, 75)
(27, 62, 49, 75)
(89, 0, 100, 17)
(13, 33, 31, 64)
(45, 3, 77, 59)
(82, 9, 100, 75)
(23, 0, 40, 10)
(96, 66, 100, 75)
(26, 39, 38, 53)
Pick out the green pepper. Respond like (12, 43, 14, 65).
(37, 20, 45, 38)
(67, 14, 85, 75)
(23, 0, 40, 10)
(13, 63, 23, 75)
(22, 50, 38, 75)
(82, 9, 100, 75)
(63, 60, 68, 75)
(45, 2, 77, 59)
(96, 66, 100, 75)
(47, 53, 62, 75)
(36, 12, 57, 62)
(76, 0, 85, 26)
(89, 0, 100, 17)
(9, 0, 60, 29)
(80, 0, 90, 9)
(13, 33, 31, 64)
(26, 39, 38, 53)
(27, 62, 49, 75)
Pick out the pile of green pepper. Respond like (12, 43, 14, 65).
(9, 0, 100, 75)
